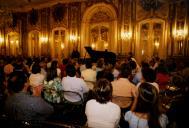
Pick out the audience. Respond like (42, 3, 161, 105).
(0, 55, 188, 127)
(85, 79, 121, 128)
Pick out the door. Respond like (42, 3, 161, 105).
(136, 19, 165, 62)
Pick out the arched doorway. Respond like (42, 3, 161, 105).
(6, 32, 20, 56)
(136, 19, 166, 62)
(81, 3, 118, 56)
(28, 30, 40, 57)
(51, 27, 68, 62)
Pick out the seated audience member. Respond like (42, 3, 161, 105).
(51, 60, 61, 78)
(128, 60, 137, 77)
(62, 64, 89, 103)
(81, 60, 96, 89)
(29, 63, 45, 89)
(43, 65, 62, 103)
(137, 67, 159, 92)
(112, 63, 137, 98)
(3, 58, 14, 76)
(153, 57, 160, 70)
(125, 82, 168, 128)
(71, 48, 80, 60)
(156, 60, 170, 91)
(73, 60, 81, 78)
(85, 79, 121, 128)
(111, 63, 137, 110)
(166, 74, 189, 128)
(96, 58, 104, 73)
(112, 67, 120, 80)
(132, 62, 149, 85)
(4, 71, 54, 121)
(39, 59, 47, 79)
(97, 63, 114, 82)
(59, 58, 68, 78)
(127, 52, 140, 71)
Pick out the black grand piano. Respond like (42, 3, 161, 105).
(84, 46, 116, 65)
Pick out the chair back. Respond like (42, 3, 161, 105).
(84, 80, 96, 90)
(63, 90, 84, 104)
(112, 96, 133, 109)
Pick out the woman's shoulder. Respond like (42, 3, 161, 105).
(87, 99, 96, 103)
(125, 111, 148, 121)
(108, 101, 121, 109)
(125, 111, 133, 117)
(86, 99, 98, 107)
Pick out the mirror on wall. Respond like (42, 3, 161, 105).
(138, 19, 164, 61)
(6, 32, 20, 56)
(28, 31, 40, 57)
(52, 28, 67, 61)
(90, 26, 109, 51)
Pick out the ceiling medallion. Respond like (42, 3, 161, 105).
(140, 0, 162, 11)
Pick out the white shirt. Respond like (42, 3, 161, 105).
(81, 69, 97, 89)
(85, 99, 121, 128)
(62, 76, 89, 102)
(80, 64, 86, 72)
(29, 73, 45, 87)
(81, 69, 96, 82)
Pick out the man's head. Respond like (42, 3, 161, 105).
(66, 64, 76, 77)
(8, 71, 28, 93)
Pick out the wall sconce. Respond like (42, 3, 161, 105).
(10, 40, 14, 44)
(16, 40, 19, 45)
(69, 35, 77, 42)
(40, 37, 48, 43)
(61, 43, 64, 49)
(173, 28, 187, 39)
(91, 43, 96, 49)
(154, 39, 160, 49)
(176, 29, 185, 39)
(174, 28, 187, 54)
(121, 31, 132, 40)
(141, 49, 144, 56)
(104, 43, 108, 49)
(0, 37, 4, 44)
